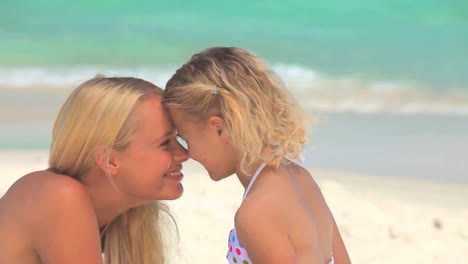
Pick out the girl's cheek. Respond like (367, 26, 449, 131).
(187, 146, 194, 158)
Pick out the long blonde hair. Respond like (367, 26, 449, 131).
(49, 76, 175, 264)
(164, 47, 307, 175)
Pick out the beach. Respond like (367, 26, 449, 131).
(1, 151, 466, 264)
(2, 1, 468, 262)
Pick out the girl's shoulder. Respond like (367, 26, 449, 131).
(236, 163, 325, 222)
(235, 178, 287, 225)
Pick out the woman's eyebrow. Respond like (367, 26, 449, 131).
(153, 129, 176, 144)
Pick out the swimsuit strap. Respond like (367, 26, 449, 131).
(242, 162, 267, 200)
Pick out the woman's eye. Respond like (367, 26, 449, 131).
(160, 139, 171, 148)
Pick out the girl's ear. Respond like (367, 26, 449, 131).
(94, 145, 119, 176)
(208, 115, 229, 144)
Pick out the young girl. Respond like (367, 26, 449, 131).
(164, 47, 351, 264)
(0, 76, 188, 264)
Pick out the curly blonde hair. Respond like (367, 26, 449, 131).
(164, 47, 307, 174)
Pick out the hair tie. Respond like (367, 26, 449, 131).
(210, 86, 218, 95)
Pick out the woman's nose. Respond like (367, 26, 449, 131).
(171, 139, 189, 163)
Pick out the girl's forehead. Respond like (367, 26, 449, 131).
(168, 108, 190, 124)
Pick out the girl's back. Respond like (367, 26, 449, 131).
(238, 162, 334, 264)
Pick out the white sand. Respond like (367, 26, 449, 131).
(1, 151, 467, 264)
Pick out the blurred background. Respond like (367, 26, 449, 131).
(1, 0, 467, 183)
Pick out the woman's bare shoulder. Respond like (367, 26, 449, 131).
(5, 169, 84, 198)
(2, 169, 92, 221)
(1, 170, 102, 263)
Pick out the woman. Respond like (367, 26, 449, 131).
(0, 76, 188, 264)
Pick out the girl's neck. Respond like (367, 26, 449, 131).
(235, 160, 266, 190)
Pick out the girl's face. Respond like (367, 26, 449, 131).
(113, 95, 189, 204)
(168, 108, 237, 181)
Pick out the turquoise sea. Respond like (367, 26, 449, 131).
(1, 0, 467, 183)
(2, 1, 468, 90)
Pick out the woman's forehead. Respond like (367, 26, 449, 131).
(134, 96, 173, 134)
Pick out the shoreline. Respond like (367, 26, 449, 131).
(1, 150, 467, 207)
(2, 112, 468, 183)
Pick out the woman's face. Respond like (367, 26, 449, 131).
(114, 95, 189, 203)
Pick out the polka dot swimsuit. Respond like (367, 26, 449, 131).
(226, 161, 335, 264)
(227, 228, 249, 264)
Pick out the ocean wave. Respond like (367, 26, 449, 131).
(0, 66, 177, 88)
(1, 65, 467, 115)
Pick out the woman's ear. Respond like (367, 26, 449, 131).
(208, 115, 229, 144)
(94, 145, 119, 176)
